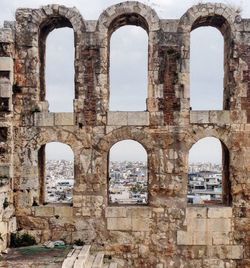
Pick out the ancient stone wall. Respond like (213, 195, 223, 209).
(0, 28, 16, 252)
(0, 1, 249, 267)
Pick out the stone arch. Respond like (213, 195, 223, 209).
(108, 139, 149, 204)
(36, 5, 85, 103)
(185, 127, 231, 152)
(97, 127, 153, 204)
(178, 3, 238, 110)
(97, 127, 155, 154)
(95, 128, 154, 202)
(37, 140, 75, 204)
(178, 3, 237, 35)
(186, 128, 231, 205)
(37, 5, 86, 35)
(15, 5, 86, 105)
(97, 1, 160, 34)
(36, 139, 75, 155)
(96, 1, 160, 113)
(31, 129, 79, 154)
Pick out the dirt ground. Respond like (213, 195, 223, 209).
(0, 245, 72, 268)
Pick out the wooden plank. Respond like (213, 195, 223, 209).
(73, 245, 91, 268)
(92, 253, 104, 268)
(62, 249, 80, 268)
(84, 255, 95, 268)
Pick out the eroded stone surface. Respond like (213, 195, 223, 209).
(0, 2, 249, 267)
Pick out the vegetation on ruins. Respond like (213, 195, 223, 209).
(73, 239, 85, 246)
(10, 233, 36, 248)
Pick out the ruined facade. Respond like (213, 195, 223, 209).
(0, 1, 249, 267)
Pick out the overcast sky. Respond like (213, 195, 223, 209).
(0, 0, 249, 163)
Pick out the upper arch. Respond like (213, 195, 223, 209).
(184, 127, 231, 152)
(96, 1, 160, 34)
(96, 127, 155, 154)
(24, 128, 83, 155)
(15, 5, 86, 103)
(178, 3, 238, 36)
(37, 6, 85, 102)
(25, 5, 86, 35)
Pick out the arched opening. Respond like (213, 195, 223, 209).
(45, 28, 74, 112)
(109, 25, 148, 111)
(39, 18, 74, 112)
(38, 142, 74, 204)
(188, 137, 231, 205)
(108, 139, 148, 205)
(190, 27, 223, 110)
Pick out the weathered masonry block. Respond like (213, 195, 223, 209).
(0, 2, 249, 267)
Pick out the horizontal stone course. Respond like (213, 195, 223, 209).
(186, 207, 207, 218)
(207, 207, 232, 218)
(190, 111, 247, 124)
(34, 206, 54, 217)
(33, 112, 74, 126)
(54, 113, 74, 126)
(33, 205, 73, 218)
(107, 111, 149, 126)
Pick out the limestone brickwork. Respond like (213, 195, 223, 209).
(0, 1, 249, 267)
(0, 29, 16, 252)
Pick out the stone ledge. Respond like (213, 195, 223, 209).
(54, 113, 74, 126)
(207, 207, 232, 218)
(105, 207, 152, 218)
(54, 206, 73, 218)
(186, 207, 207, 218)
(34, 206, 54, 217)
(33, 205, 73, 218)
(107, 111, 149, 126)
(33, 112, 74, 126)
(128, 112, 149, 125)
(186, 206, 232, 219)
(190, 111, 247, 124)
(127, 207, 152, 218)
(33, 113, 54, 126)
